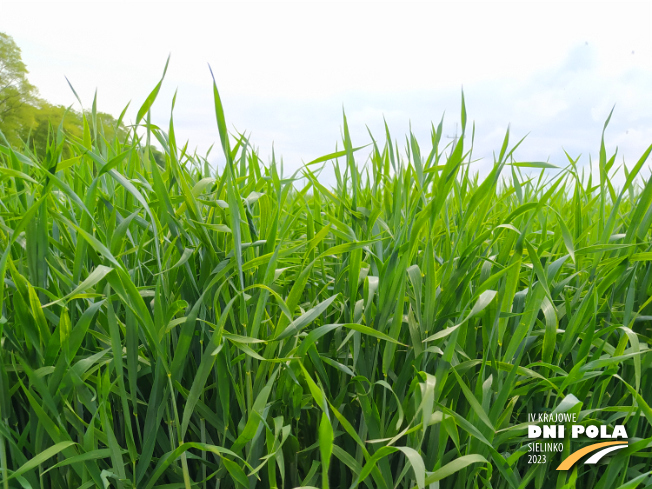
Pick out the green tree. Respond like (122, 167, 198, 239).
(0, 31, 131, 158)
(24, 102, 130, 158)
(24, 100, 83, 157)
(0, 32, 38, 146)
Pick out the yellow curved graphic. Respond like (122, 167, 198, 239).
(556, 441, 628, 470)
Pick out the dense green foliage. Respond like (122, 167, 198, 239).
(1, 66, 652, 489)
(0, 32, 126, 158)
(0, 32, 37, 142)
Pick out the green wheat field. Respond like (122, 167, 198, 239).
(1, 66, 651, 489)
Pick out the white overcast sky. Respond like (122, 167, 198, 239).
(2, 1, 652, 181)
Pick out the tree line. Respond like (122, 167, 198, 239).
(0, 31, 126, 157)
